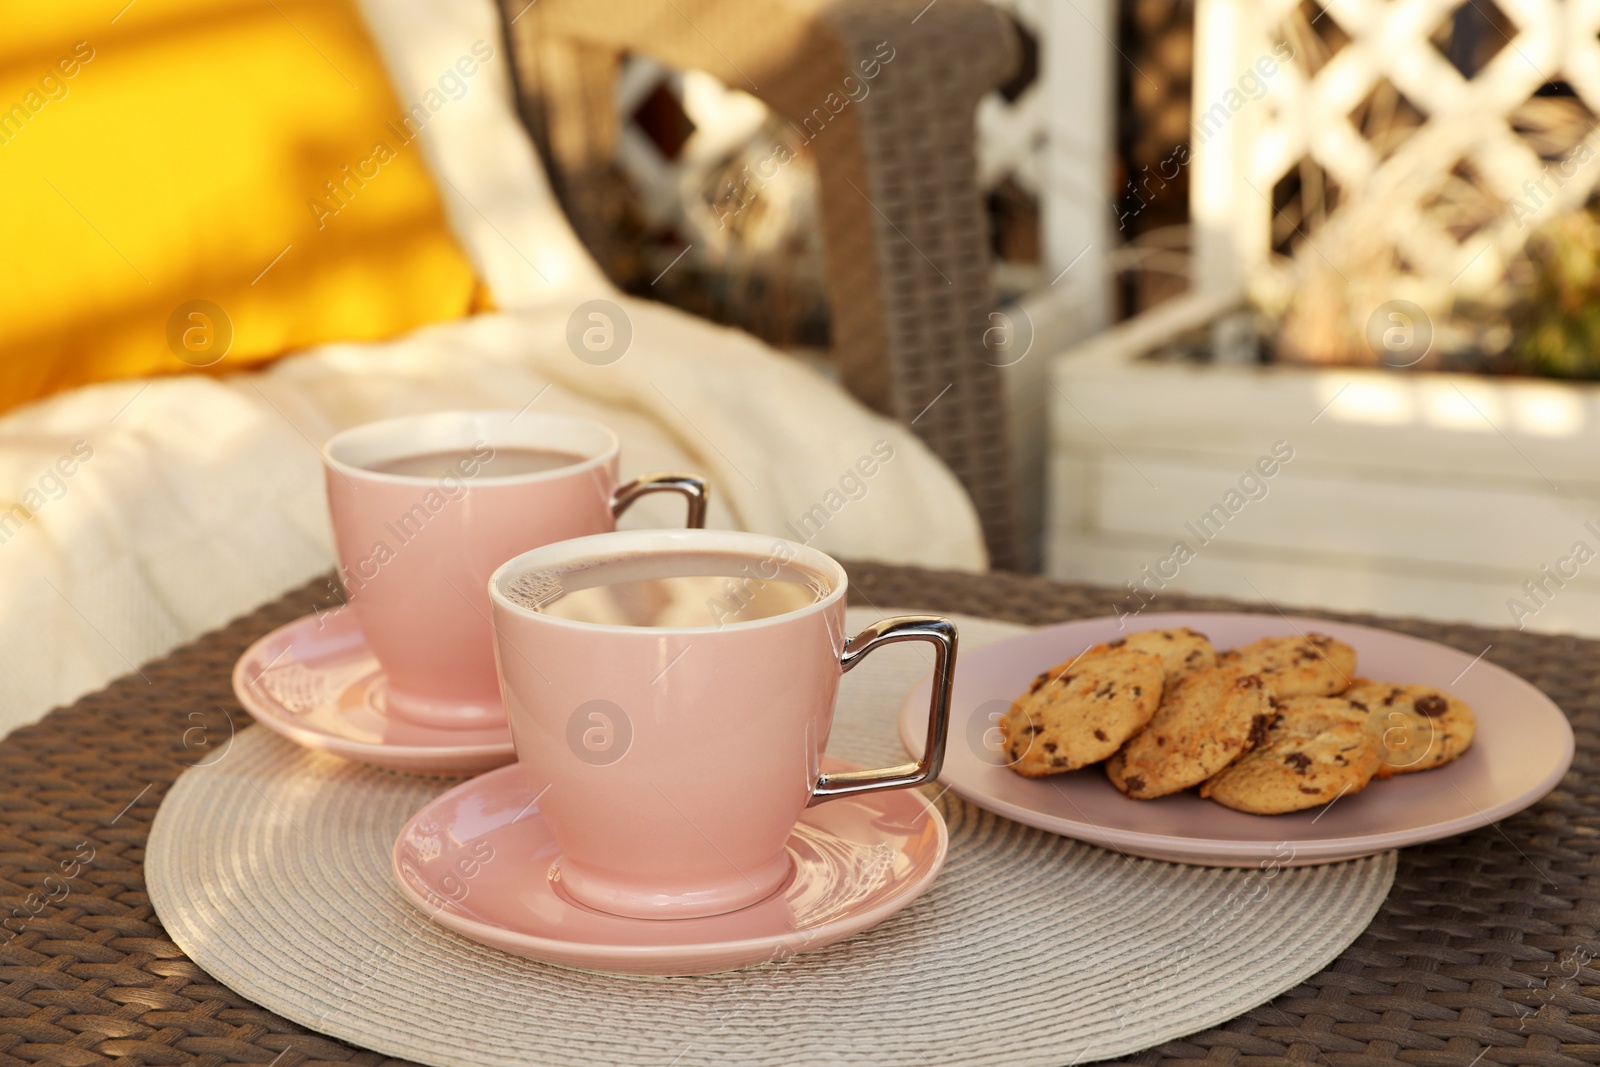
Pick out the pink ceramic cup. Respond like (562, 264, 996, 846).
(323, 411, 707, 730)
(487, 528, 957, 920)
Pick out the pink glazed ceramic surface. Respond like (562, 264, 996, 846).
(490, 530, 850, 920)
(898, 612, 1574, 867)
(232, 608, 515, 775)
(391, 758, 948, 976)
(488, 528, 955, 922)
(324, 412, 623, 730)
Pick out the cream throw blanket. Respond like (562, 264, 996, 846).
(0, 0, 985, 738)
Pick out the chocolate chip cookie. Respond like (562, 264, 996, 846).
(1104, 627, 1217, 685)
(1105, 666, 1277, 799)
(1199, 696, 1380, 814)
(1218, 633, 1355, 697)
(1000, 646, 1165, 777)
(1343, 678, 1476, 776)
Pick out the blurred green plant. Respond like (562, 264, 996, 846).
(1513, 207, 1600, 380)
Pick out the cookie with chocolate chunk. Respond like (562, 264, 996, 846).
(1200, 696, 1379, 814)
(1218, 633, 1355, 697)
(1000, 646, 1164, 777)
(1106, 666, 1277, 799)
(1343, 678, 1476, 777)
(1112, 627, 1217, 685)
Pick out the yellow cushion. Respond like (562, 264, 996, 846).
(0, 0, 483, 413)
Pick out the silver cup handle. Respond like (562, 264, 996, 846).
(810, 616, 957, 805)
(610, 473, 709, 528)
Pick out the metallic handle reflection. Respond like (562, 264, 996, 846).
(610, 473, 709, 529)
(810, 615, 957, 805)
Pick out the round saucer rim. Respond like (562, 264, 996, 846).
(390, 762, 949, 965)
(231, 611, 517, 763)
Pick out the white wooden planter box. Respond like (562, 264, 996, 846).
(1045, 294, 1600, 638)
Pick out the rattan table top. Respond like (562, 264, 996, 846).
(2, 564, 1596, 1066)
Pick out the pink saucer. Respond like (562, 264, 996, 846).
(232, 609, 517, 776)
(391, 759, 948, 976)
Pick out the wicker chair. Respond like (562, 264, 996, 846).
(497, 0, 1024, 569)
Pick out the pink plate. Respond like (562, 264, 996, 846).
(232, 610, 516, 776)
(897, 612, 1574, 867)
(391, 759, 948, 976)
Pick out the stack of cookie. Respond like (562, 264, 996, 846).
(998, 628, 1477, 815)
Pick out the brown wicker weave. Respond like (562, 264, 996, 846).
(500, 0, 1024, 569)
(2, 568, 1596, 1066)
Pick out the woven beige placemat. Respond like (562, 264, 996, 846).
(147, 610, 1396, 1067)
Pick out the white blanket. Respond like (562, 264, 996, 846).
(0, 0, 985, 738)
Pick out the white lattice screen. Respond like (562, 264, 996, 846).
(601, 3, 1113, 303)
(1195, 0, 1600, 320)
(977, 0, 1047, 198)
